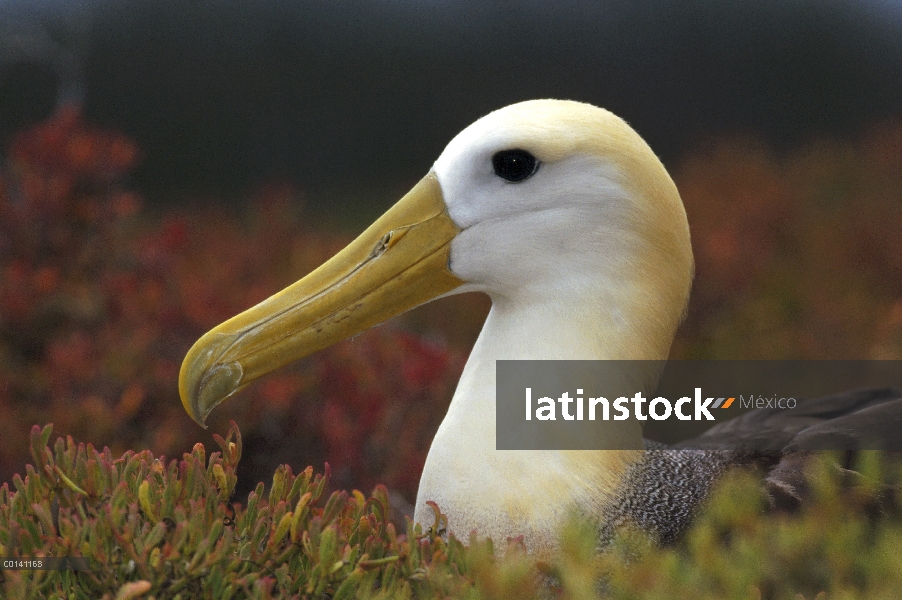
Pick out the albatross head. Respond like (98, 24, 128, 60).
(179, 99, 692, 426)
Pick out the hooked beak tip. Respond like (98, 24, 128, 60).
(180, 333, 245, 428)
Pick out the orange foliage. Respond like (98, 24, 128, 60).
(674, 127, 902, 359)
(0, 108, 464, 500)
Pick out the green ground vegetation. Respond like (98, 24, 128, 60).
(2, 423, 900, 599)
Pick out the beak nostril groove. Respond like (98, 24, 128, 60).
(373, 228, 408, 258)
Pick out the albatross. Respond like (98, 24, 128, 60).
(178, 100, 902, 555)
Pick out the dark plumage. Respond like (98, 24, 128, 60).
(606, 387, 902, 544)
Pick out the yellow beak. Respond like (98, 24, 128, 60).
(179, 173, 464, 426)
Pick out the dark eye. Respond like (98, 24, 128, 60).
(492, 149, 539, 183)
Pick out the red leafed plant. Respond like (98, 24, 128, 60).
(672, 128, 902, 359)
(0, 108, 467, 504)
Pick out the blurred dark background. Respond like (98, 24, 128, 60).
(2, 0, 901, 218)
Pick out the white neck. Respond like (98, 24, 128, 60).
(448, 292, 664, 447)
(414, 291, 669, 554)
